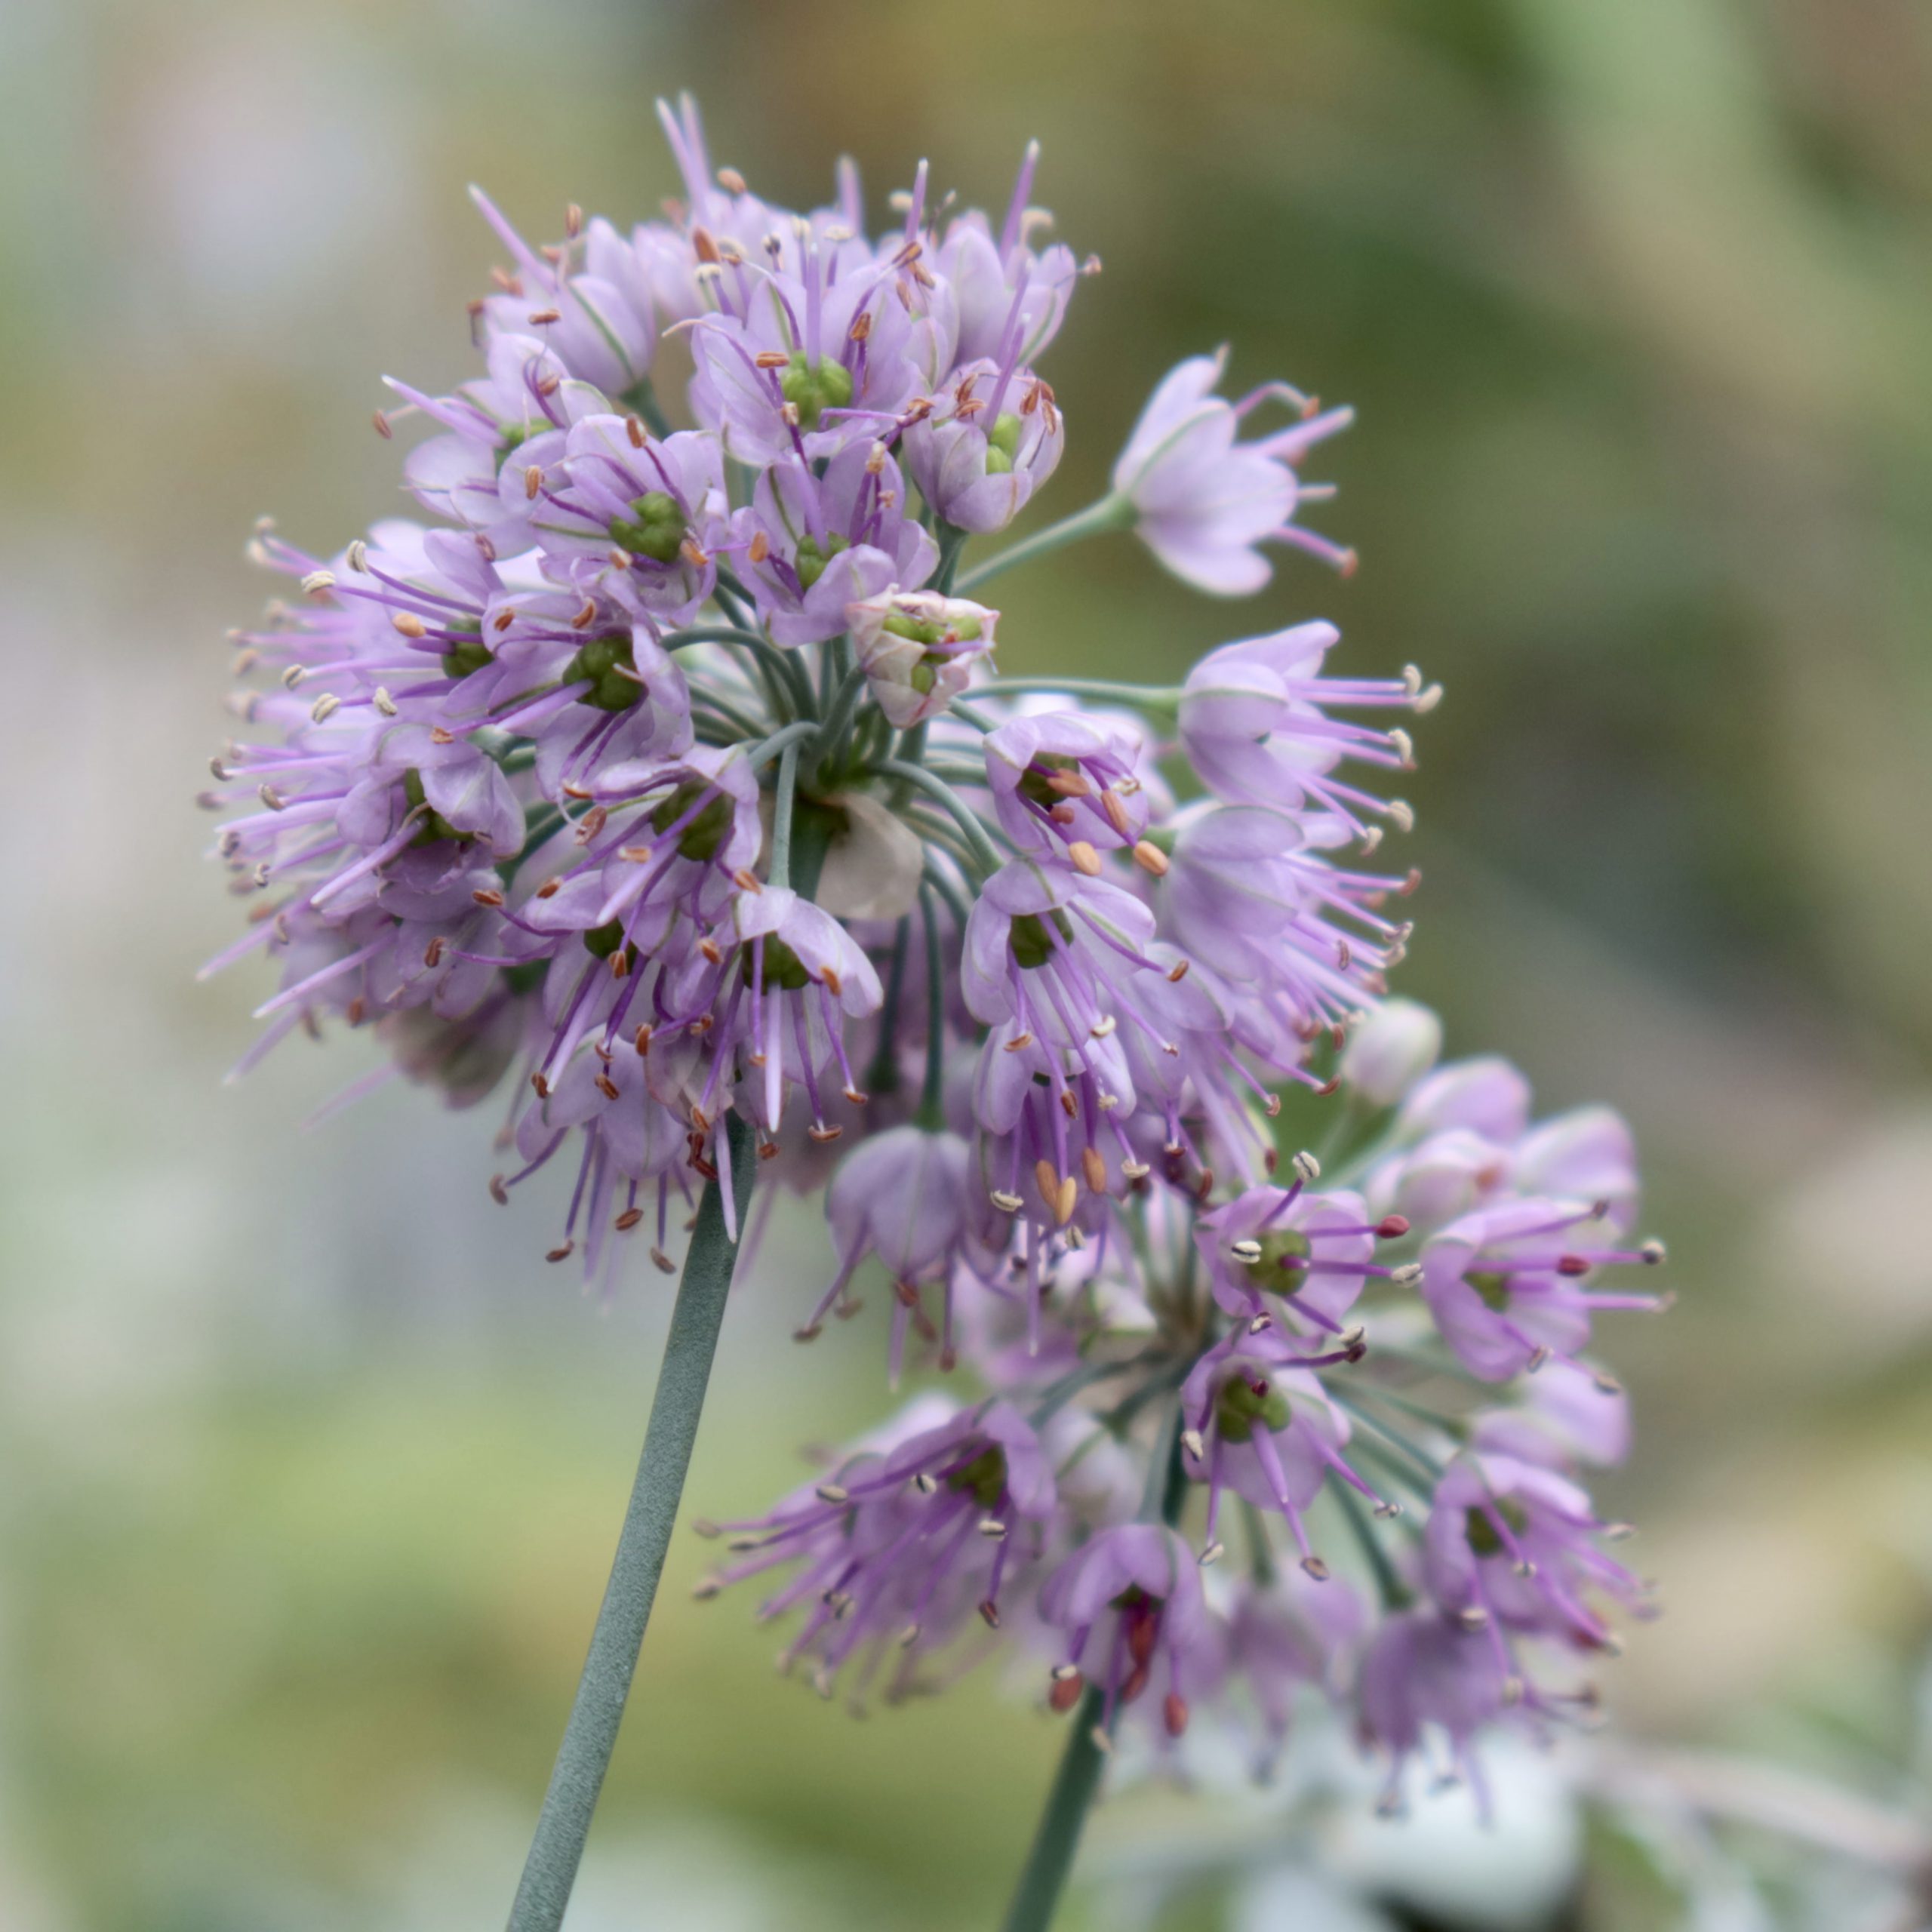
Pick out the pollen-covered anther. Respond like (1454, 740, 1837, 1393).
(1457, 1605, 1490, 1631)
(1301, 1555, 1330, 1580)
(1229, 1238, 1263, 1264)
(1066, 839, 1102, 876)
(1131, 840, 1169, 877)
(976, 1518, 1007, 1540)
(1089, 1014, 1117, 1038)
(1291, 1150, 1322, 1184)
(1180, 1429, 1206, 1461)
(990, 1189, 1023, 1214)
(1640, 1238, 1667, 1264)
(815, 1482, 849, 1504)
(546, 1240, 574, 1263)
(1389, 1263, 1423, 1287)
(300, 570, 336, 595)
(807, 1122, 842, 1143)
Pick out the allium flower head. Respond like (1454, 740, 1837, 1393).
(203, 96, 1669, 1867)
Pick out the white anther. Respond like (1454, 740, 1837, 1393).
(345, 539, 368, 573)
(1291, 1150, 1322, 1184)
(912, 1472, 938, 1494)
(990, 1189, 1023, 1214)
(1383, 799, 1415, 832)
(976, 1518, 1007, 1540)
(1639, 1238, 1667, 1264)
(374, 687, 398, 716)
(1198, 1540, 1224, 1567)
(1089, 1014, 1117, 1038)
(814, 1483, 848, 1505)
(309, 692, 340, 724)
(1389, 1263, 1423, 1287)
(1247, 1313, 1273, 1335)
(1180, 1429, 1205, 1461)
(299, 570, 336, 595)
(1457, 1606, 1490, 1631)
(1118, 1158, 1149, 1180)
(1229, 1238, 1263, 1265)
(1389, 727, 1415, 768)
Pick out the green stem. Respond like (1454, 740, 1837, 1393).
(998, 1687, 1112, 1932)
(872, 758, 1005, 874)
(1000, 1401, 1186, 1932)
(955, 494, 1132, 595)
(971, 676, 1180, 713)
(915, 882, 946, 1130)
(503, 1118, 756, 1932)
(769, 742, 801, 891)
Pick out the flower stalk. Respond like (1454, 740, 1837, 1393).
(505, 1116, 755, 1932)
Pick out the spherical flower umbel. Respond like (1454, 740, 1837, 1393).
(202, 94, 1669, 1913)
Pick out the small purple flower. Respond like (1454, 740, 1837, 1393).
(1112, 349, 1355, 592)
(526, 414, 728, 625)
(1358, 1607, 1516, 1810)
(1179, 623, 1429, 834)
(983, 711, 1150, 861)
(739, 444, 937, 647)
(847, 587, 998, 730)
(468, 188, 660, 398)
(1229, 1567, 1366, 1774)
(1180, 1346, 1388, 1570)
(1419, 1195, 1667, 1382)
(1195, 1179, 1403, 1339)
(1422, 1451, 1648, 1651)
(797, 1124, 982, 1381)
(1037, 1523, 1217, 1743)
(900, 361, 1064, 534)
(699, 1396, 1057, 1698)
(1337, 995, 1443, 1108)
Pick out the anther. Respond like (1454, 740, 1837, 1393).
(1389, 1263, 1423, 1287)
(546, 1241, 574, 1263)
(1066, 839, 1102, 876)
(374, 687, 397, 716)
(1457, 1606, 1489, 1630)
(1131, 840, 1169, 877)
(1301, 1556, 1330, 1581)
(1230, 1238, 1263, 1265)
(1291, 1149, 1322, 1183)
(815, 1483, 849, 1504)
(1376, 1215, 1410, 1239)
(1180, 1429, 1205, 1461)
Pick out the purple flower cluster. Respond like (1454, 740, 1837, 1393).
(205, 100, 1664, 1813)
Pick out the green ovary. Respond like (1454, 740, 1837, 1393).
(780, 352, 854, 432)
(984, 411, 1023, 475)
(402, 768, 472, 845)
(1214, 1374, 1291, 1444)
(563, 632, 646, 712)
(1464, 1497, 1528, 1557)
(648, 784, 734, 862)
(793, 531, 850, 590)
(441, 622, 492, 681)
(1008, 909, 1075, 971)
(740, 935, 812, 992)
(946, 1445, 1008, 1510)
(608, 490, 688, 564)
(1246, 1228, 1312, 1294)
(1469, 1269, 1511, 1312)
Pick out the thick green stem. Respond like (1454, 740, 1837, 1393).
(503, 1118, 756, 1932)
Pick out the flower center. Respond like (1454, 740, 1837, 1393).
(1009, 909, 1075, 971)
(648, 784, 734, 861)
(1468, 1269, 1511, 1312)
(1243, 1227, 1312, 1293)
(440, 621, 493, 681)
(564, 632, 645, 712)
(1214, 1373, 1291, 1444)
(946, 1444, 1008, 1509)
(402, 768, 472, 844)
(742, 934, 813, 992)
(984, 411, 1023, 475)
(607, 490, 688, 564)
(780, 352, 854, 432)
(792, 531, 850, 590)
(1464, 1497, 1529, 1557)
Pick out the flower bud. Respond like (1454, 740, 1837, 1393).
(1339, 998, 1442, 1107)
(848, 586, 998, 728)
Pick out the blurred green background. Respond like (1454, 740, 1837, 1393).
(3, 0, 1932, 1925)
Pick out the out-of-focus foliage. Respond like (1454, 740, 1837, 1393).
(2, 0, 1930, 1926)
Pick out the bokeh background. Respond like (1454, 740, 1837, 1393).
(3, 0, 1931, 1926)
